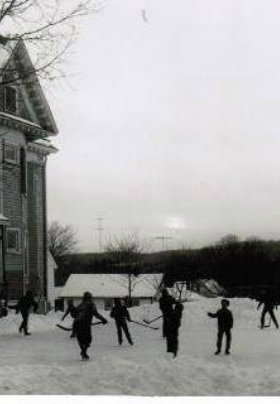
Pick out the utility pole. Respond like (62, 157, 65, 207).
(96, 217, 104, 252)
(154, 236, 173, 251)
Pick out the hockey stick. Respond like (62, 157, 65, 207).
(56, 321, 104, 332)
(56, 324, 73, 332)
(130, 320, 159, 330)
(143, 315, 163, 324)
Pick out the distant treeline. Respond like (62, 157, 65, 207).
(55, 238, 280, 296)
(163, 238, 280, 296)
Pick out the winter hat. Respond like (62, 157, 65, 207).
(221, 299, 230, 307)
(83, 291, 92, 301)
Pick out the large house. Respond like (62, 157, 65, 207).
(0, 38, 57, 302)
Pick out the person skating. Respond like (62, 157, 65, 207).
(16, 290, 38, 336)
(257, 291, 279, 329)
(61, 299, 77, 338)
(166, 302, 184, 358)
(159, 288, 176, 338)
(208, 299, 233, 355)
(110, 298, 133, 346)
(73, 291, 108, 360)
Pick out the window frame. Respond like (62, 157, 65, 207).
(6, 228, 21, 254)
(104, 298, 113, 311)
(3, 142, 19, 165)
(4, 85, 17, 114)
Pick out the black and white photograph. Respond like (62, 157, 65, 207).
(0, 0, 279, 398)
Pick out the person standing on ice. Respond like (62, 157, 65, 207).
(73, 291, 108, 360)
(61, 299, 77, 338)
(110, 298, 133, 346)
(257, 291, 279, 329)
(207, 299, 233, 355)
(166, 302, 184, 358)
(159, 288, 176, 338)
(16, 290, 38, 336)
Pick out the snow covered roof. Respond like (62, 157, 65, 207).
(59, 274, 163, 299)
(48, 252, 57, 271)
(0, 213, 10, 226)
(0, 44, 13, 69)
(28, 138, 58, 155)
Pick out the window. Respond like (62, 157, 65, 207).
(6, 228, 20, 253)
(131, 298, 140, 307)
(4, 86, 17, 114)
(4, 143, 18, 164)
(104, 299, 113, 311)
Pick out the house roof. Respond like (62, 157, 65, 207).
(0, 39, 58, 136)
(59, 274, 163, 299)
(48, 252, 57, 271)
(0, 44, 14, 69)
(28, 138, 58, 155)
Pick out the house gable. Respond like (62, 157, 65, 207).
(0, 39, 58, 137)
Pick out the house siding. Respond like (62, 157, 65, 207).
(2, 139, 25, 298)
(27, 161, 46, 297)
(0, 131, 49, 300)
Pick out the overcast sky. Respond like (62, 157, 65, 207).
(45, 0, 280, 252)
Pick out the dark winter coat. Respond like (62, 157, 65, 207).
(258, 294, 277, 310)
(159, 295, 175, 317)
(166, 305, 183, 338)
(110, 306, 131, 324)
(208, 308, 233, 330)
(16, 295, 38, 315)
(74, 301, 107, 346)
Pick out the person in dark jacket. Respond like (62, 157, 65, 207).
(0, 281, 8, 309)
(159, 289, 176, 338)
(110, 298, 133, 346)
(208, 299, 233, 355)
(166, 302, 184, 358)
(61, 299, 77, 338)
(257, 292, 279, 329)
(73, 291, 108, 360)
(16, 290, 38, 336)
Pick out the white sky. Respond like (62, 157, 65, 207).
(45, 0, 280, 252)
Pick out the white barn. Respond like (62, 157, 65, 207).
(59, 273, 163, 311)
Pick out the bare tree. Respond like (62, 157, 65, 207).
(0, 0, 107, 85)
(105, 233, 146, 306)
(48, 221, 78, 262)
(105, 233, 146, 265)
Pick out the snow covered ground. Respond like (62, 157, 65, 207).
(0, 296, 279, 395)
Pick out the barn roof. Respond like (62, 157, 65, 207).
(59, 274, 163, 299)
